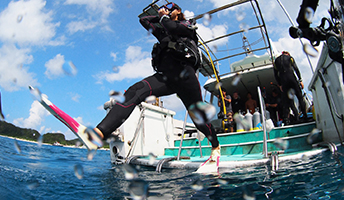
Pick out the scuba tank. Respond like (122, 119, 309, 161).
(244, 109, 253, 131)
(235, 110, 244, 132)
(253, 108, 261, 130)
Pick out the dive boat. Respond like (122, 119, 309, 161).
(107, 0, 344, 173)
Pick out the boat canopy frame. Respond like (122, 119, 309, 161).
(194, 0, 274, 78)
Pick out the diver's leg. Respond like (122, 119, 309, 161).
(96, 73, 173, 139)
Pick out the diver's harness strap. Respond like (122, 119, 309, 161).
(151, 19, 200, 72)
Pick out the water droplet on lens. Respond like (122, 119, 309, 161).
(179, 69, 190, 80)
(212, 45, 218, 52)
(87, 150, 97, 160)
(74, 164, 84, 179)
(303, 43, 318, 57)
(17, 15, 23, 23)
(145, 95, 156, 104)
(215, 82, 222, 90)
(239, 23, 249, 32)
(29, 86, 42, 101)
(304, 7, 314, 24)
(301, 154, 309, 161)
(14, 139, 21, 153)
(307, 128, 321, 144)
(337, 88, 342, 97)
(232, 73, 242, 86)
(203, 13, 211, 26)
(75, 141, 82, 147)
(148, 153, 157, 165)
(27, 181, 39, 190)
(148, 28, 153, 36)
(337, 184, 344, 195)
(191, 179, 203, 191)
(112, 66, 119, 73)
(287, 88, 295, 99)
(37, 135, 43, 147)
(62, 61, 77, 76)
(109, 90, 125, 103)
(217, 178, 228, 185)
(236, 11, 246, 21)
(129, 179, 149, 200)
(242, 186, 256, 200)
(241, 119, 250, 130)
(273, 137, 289, 150)
(122, 164, 138, 180)
(85, 127, 103, 147)
(188, 102, 216, 124)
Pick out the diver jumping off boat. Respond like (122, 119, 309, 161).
(95, 2, 220, 161)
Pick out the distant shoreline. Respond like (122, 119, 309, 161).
(0, 135, 109, 150)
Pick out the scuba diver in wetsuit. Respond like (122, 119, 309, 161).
(93, 2, 220, 160)
(274, 51, 307, 125)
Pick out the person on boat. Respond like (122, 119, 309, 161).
(245, 92, 257, 114)
(93, 2, 220, 160)
(232, 91, 244, 115)
(273, 51, 307, 125)
(217, 88, 233, 132)
(265, 88, 282, 126)
(231, 91, 244, 131)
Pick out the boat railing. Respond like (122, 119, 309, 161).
(257, 86, 268, 157)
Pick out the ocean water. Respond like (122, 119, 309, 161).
(1, 135, 344, 200)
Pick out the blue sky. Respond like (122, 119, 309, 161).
(0, 0, 330, 140)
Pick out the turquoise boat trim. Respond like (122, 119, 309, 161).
(165, 131, 320, 157)
(174, 122, 316, 147)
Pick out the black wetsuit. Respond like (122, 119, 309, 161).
(274, 54, 307, 123)
(232, 97, 244, 115)
(265, 93, 282, 126)
(96, 15, 219, 148)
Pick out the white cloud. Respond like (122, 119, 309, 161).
(184, 10, 195, 19)
(66, 20, 97, 34)
(70, 92, 81, 102)
(197, 23, 228, 48)
(0, 0, 58, 46)
(110, 51, 118, 62)
(13, 100, 50, 130)
(209, 0, 237, 8)
(64, 0, 115, 34)
(95, 46, 154, 83)
(0, 44, 37, 91)
(44, 54, 65, 79)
